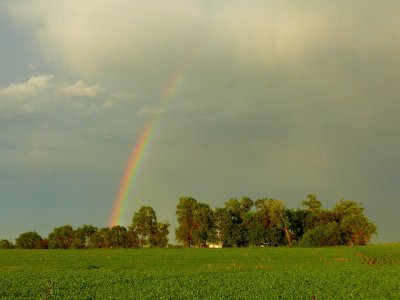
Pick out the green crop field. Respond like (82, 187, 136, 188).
(0, 245, 399, 299)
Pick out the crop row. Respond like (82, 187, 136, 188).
(356, 245, 400, 266)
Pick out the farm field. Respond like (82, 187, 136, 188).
(0, 245, 399, 299)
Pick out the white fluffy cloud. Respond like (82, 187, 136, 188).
(60, 80, 100, 97)
(0, 75, 53, 98)
(0, 75, 108, 115)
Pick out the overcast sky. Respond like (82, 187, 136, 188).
(1, 1, 399, 243)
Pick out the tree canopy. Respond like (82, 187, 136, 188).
(4, 206, 169, 249)
(176, 195, 377, 248)
(1, 195, 377, 249)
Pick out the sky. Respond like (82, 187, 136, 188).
(0, 0, 399, 243)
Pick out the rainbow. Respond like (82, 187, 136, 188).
(108, 51, 196, 227)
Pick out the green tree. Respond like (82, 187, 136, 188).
(192, 203, 214, 247)
(301, 194, 322, 212)
(127, 228, 140, 248)
(224, 197, 254, 247)
(175, 197, 198, 247)
(72, 225, 97, 248)
(256, 198, 292, 246)
(244, 212, 265, 246)
(303, 209, 337, 232)
(92, 227, 111, 248)
(334, 199, 377, 245)
(285, 209, 308, 243)
(0, 239, 14, 249)
(132, 206, 158, 247)
(300, 222, 342, 247)
(48, 225, 74, 249)
(213, 207, 233, 247)
(300, 195, 336, 234)
(108, 225, 130, 248)
(150, 222, 170, 248)
(15, 231, 43, 249)
(212, 197, 255, 247)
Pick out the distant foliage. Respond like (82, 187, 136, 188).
(1, 195, 377, 249)
(0, 239, 14, 249)
(175, 197, 214, 247)
(3, 206, 169, 250)
(15, 231, 45, 249)
(48, 225, 74, 249)
(72, 225, 97, 248)
(334, 200, 378, 246)
(299, 222, 342, 247)
(132, 206, 170, 248)
(175, 195, 377, 248)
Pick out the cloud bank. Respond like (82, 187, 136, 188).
(5, 0, 399, 79)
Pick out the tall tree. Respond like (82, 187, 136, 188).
(224, 197, 254, 246)
(175, 197, 198, 247)
(213, 207, 233, 247)
(211, 197, 254, 247)
(132, 206, 158, 247)
(192, 203, 214, 247)
(256, 198, 292, 246)
(301, 194, 322, 212)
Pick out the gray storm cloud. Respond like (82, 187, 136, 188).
(7, 1, 400, 77)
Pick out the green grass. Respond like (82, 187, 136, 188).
(0, 245, 399, 299)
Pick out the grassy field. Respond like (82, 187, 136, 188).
(0, 245, 399, 299)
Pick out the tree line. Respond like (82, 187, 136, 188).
(175, 195, 377, 247)
(0, 206, 169, 249)
(0, 194, 377, 249)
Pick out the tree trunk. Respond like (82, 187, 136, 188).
(283, 227, 292, 246)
